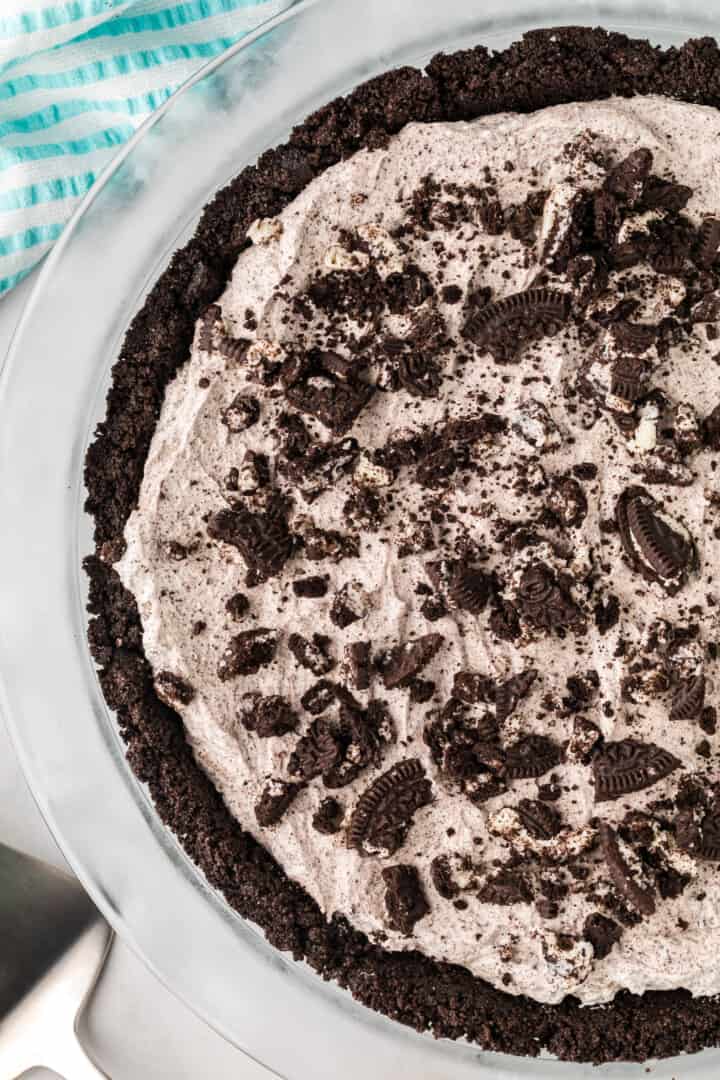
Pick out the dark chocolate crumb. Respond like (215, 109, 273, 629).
(584, 912, 623, 959)
(255, 780, 303, 827)
(154, 671, 195, 708)
(441, 283, 463, 304)
(292, 575, 330, 598)
(288, 632, 335, 676)
(312, 797, 344, 835)
(239, 693, 298, 738)
(382, 864, 430, 935)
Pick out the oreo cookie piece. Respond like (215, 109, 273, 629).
(376, 633, 444, 689)
(616, 486, 696, 595)
(594, 593, 620, 635)
(479, 198, 505, 235)
(651, 234, 691, 277)
(197, 303, 222, 352)
(702, 402, 720, 451)
(289, 716, 344, 782)
(293, 575, 329, 598)
(600, 822, 656, 916)
(563, 670, 599, 714)
(539, 184, 588, 269)
(276, 410, 311, 459)
(235, 450, 270, 495)
(415, 445, 462, 489)
(430, 854, 460, 899)
(504, 735, 563, 781)
(384, 265, 434, 311)
(424, 698, 504, 803)
(153, 670, 195, 708)
(207, 498, 294, 582)
(610, 232, 651, 271)
(676, 803, 720, 861)
(409, 678, 435, 703)
(238, 693, 298, 737)
(509, 189, 546, 243)
(345, 640, 372, 690)
(463, 288, 570, 363)
(548, 475, 588, 528)
(300, 679, 337, 715)
(284, 437, 360, 503)
(289, 700, 392, 788)
(592, 193, 621, 245)
(517, 798, 562, 839)
(283, 350, 374, 435)
(217, 628, 278, 680)
(477, 867, 532, 905)
(312, 797, 344, 835)
(606, 148, 653, 207)
(255, 780, 304, 827)
(489, 598, 522, 643)
(609, 355, 646, 408)
(382, 864, 430, 935)
(696, 216, 720, 269)
(452, 671, 495, 705)
(347, 759, 432, 856)
(447, 565, 493, 614)
(218, 332, 254, 367)
(225, 592, 250, 620)
(494, 668, 538, 723)
(330, 581, 368, 628)
(299, 519, 360, 563)
(570, 253, 610, 312)
(584, 912, 623, 959)
(288, 632, 336, 676)
(611, 321, 658, 357)
(516, 563, 585, 633)
(670, 674, 706, 723)
(396, 352, 443, 399)
(593, 740, 680, 801)
(642, 176, 693, 212)
(691, 291, 720, 324)
(567, 717, 603, 764)
(222, 393, 260, 432)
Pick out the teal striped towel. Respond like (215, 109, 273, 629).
(0, 0, 292, 298)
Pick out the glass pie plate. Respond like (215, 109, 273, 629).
(2, 1, 720, 1076)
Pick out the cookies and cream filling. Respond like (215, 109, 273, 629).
(119, 95, 720, 1005)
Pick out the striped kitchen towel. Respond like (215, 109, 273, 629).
(0, 0, 294, 298)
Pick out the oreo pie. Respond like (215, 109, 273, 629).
(86, 27, 720, 1063)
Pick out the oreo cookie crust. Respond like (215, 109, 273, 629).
(85, 27, 720, 1064)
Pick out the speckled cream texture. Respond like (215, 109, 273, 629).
(119, 96, 720, 1004)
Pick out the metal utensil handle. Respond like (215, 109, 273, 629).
(0, 920, 112, 1079)
(0, 1018, 109, 1080)
(48, 1025, 110, 1080)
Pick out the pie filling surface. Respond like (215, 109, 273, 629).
(117, 94, 720, 1006)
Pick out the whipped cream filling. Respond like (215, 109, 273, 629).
(118, 95, 720, 1005)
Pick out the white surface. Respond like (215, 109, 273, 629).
(0, 278, 270, 1080)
